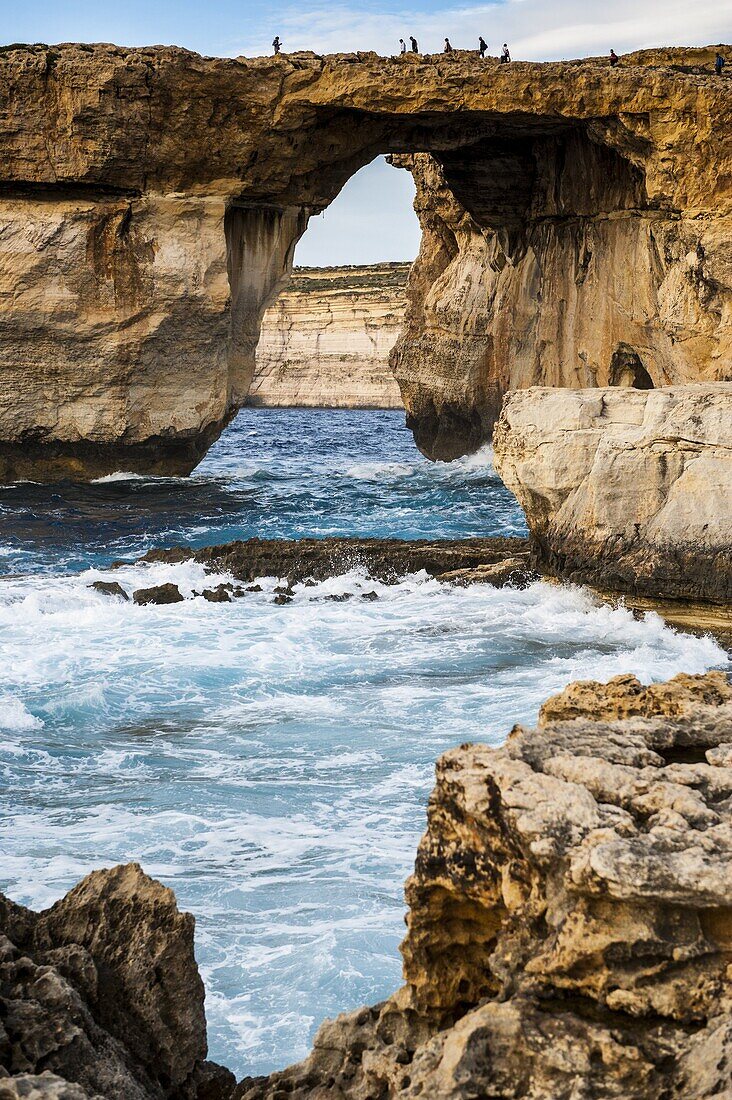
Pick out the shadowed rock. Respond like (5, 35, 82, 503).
(0, 863, 234, 1098)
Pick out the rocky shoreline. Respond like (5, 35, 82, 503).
(4, 670, 731, 1098)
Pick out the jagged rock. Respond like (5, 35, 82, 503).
(0, 45, 730, 477)
(0, 864, 234, 1099)
(493, 383, 732, 604)
(132, 583, 185, 606)
(241, 670, 732, 1099)
(252, 265, 406, 409)
(88, 581, 129, 601)
(136, 537, 531, 586)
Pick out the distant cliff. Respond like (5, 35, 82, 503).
(250, 264, 407, 409)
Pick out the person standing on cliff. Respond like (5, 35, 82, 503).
(272, 36, 281, 55)
(410, 36, 419, 53)
(500, 43, 511, 63)
(444, 38, 454, 53)
(715, 52, 726, 75)
(479, 36, 488, 58)
(609, 48, 619, 66)
(399, 38, 407, 54)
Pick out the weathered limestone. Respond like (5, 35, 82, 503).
(0, 862, 233, 1098)
(493, 383, 732, 605)
(0, 44, 730, 476)
(238, 670, 732, 1100)
(251, 265, 406, 408)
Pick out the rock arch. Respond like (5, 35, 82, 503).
(0, 44, 729, 478)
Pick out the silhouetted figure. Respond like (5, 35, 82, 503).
(715, 52, 725, 75)
(610, 48, 619, 66)
(500, 43, 510, 63)
(479, 36, 488, 58)
(444, 38, 454, 53)
(272, 36, 281, 55)
(399, 38, 406, 54)
(410, 36, 418, 53)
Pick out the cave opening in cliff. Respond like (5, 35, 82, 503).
(248, 156, 420, 410)
(609, 345, 655, 389)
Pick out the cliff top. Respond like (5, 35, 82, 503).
(0, 41, 730, 208)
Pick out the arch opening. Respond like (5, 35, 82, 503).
(609, 344, 655, 389)
(247, 157, 419, 410)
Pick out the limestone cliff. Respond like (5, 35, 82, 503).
(251, 265, 406, 408)
(5, 672, 732, 1099)
(493, 383, 732, 606)
(0, 44, 730, 476)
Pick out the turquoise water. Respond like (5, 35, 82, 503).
(1, 409, 727, 1076)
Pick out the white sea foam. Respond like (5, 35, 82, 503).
(91, 471, 147, 483)
(0, 561, 728, 1077)
(344, 460, 415, 480)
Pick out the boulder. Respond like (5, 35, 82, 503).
(0, 864, 234, 1099)
(88, 582, 129, 601)
(132, 584, 185, 606)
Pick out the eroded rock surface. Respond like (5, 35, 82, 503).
(239, 670, 732, 1099)
(0, 44, 730, 476)
(252, 265, 406, 408)
(0, 863, 233, 1099)
(493, 383, 732, 604)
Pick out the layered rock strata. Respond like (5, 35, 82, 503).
(251, 265, 406, 408)
(493, 383, 732, 605)
(239, 670, 732, 1099)
(0, 863, 233, 1098)
(0, 44, 730, 476)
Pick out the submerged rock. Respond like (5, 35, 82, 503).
(132, 583, 185, 606)
(239, 670, 732, 1099)
(494, 384, 732, 605)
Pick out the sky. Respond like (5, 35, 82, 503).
(4, 0, 731, 265)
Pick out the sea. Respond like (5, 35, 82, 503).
(1, 408, 727, 1077)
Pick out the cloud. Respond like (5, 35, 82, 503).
(230, 0, 731, 60)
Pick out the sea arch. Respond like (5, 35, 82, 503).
(0, 43, 728, 479)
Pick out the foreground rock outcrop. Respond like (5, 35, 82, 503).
(239, 670, 732, 1099)
(0, 863, 233, 1098)
(4, 671, 732, 1098)
(0, 43, 730, 476)
(493, 383, 732, 606)
(251, 265, 406, 408)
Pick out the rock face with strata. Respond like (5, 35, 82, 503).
(239, 670, 732, 1099)
(0, 863, 233, 1099)
(493, 383, 732, 605)
(0, 44, 730, 476)
(251, 265, 406, 408)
